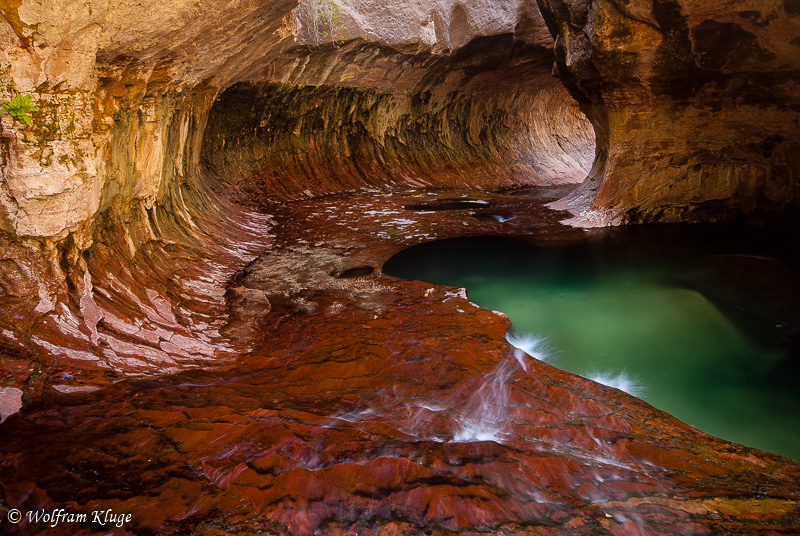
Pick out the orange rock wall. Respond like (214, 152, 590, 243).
(537, 0, 800, 226)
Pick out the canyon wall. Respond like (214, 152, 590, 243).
(203, 38, 593, 203)
(538, 0, 800, 225)
(1, 2, 800, 533)
(0, 0, 589, 398)
(0, 0, 299, 400)
(1, 0, 798, 394)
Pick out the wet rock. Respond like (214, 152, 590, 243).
(0, 386, 23, 423)
(0, 0, 799, 533)
(405, 199, 491, 211)
(1, 191, 799, 535)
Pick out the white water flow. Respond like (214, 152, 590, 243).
(451, 354, 521, 442)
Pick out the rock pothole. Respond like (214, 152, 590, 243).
(330, 266, 376, 279)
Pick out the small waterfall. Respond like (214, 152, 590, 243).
(449, 331, 556, 442)
(506, 331, 552, 366)
(452, 357, 517, 442)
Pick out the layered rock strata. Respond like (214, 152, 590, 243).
(1, 0, 590, 395)
(0, 1, 799, 534)
(537, 0, 800, 225)
(203, 38, 594, 203)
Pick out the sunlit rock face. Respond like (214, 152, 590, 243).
(537, 0, 800, 226)
(297, 0, 554, 51)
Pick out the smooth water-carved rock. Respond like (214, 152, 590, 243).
(537, 0, 800, 225)
(1, 1, 799, 533)
(202, 37, 594, 202)
(2, 190, 799, 535)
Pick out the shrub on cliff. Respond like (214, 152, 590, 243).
(0, 94, 38, 126)
(297, 0, 346, 48)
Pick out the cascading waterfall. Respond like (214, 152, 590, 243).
(586, 370, 645, 397)
(506, 331, 552, 367)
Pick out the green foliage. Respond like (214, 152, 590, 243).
(298, 0, 347, 48)
(0, 94, 39, 125)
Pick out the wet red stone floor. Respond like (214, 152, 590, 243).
(1, 188, 799, 535)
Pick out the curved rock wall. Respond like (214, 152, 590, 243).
(0, 0, 591, 396)
(203, 37, 594, 203)
(537, 0, 800, 225)
(0, 0, 302, 398)
(1, 2, 800, 533)
(0, 0, 299, 239)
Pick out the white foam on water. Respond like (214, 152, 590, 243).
(586, 369, 645, 397)
(506, 331, 552, 364)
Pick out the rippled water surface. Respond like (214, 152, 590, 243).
(383, 225, 800, 460)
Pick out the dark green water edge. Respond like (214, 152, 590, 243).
(383, 224, 800, 461)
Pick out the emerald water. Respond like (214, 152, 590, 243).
(383, 226, 800, 461)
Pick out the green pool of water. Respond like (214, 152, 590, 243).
(383, 225, 800, 461)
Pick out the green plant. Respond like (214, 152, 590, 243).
(0, 94, 39, 125)
(297, 0, 347, 48)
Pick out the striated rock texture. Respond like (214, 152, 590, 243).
(299, 0, 554, 51)
(0, 0, 297, 237)
(0, 0, 301, 392)
(203, 37, 594, 203)
(537, 0, 800, 226)
(1, 1, 800, 534)
(0, 0, 592, 392)
(2, 189, 800, 535)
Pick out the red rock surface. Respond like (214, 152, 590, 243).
(1, 188, 799, 535)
